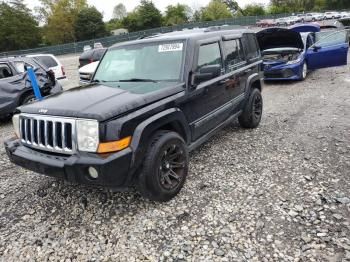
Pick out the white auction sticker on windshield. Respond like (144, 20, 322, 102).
(158, 43, 183, 52)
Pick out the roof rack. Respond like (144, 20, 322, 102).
(137, 33, 163, 40)
(204, 25, 245, 32)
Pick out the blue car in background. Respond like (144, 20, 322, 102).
(257, 24, 349, 81)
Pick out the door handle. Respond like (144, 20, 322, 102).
(219, 79, 230, 85)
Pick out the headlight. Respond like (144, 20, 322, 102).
(76, 119, 99, 152)
(12, 114, 20, 138)
(286, 57, 302, 65)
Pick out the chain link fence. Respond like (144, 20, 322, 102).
(0, 13, 290, 57)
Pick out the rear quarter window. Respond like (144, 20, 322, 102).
(33, 56, 58, 68)
(242, 34, 260, 60)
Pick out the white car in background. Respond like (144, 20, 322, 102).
(83, 45, 92, 52)
(288, 16, 301, 24)
(26, 54, 68, 87)
(324, 12, 341, 20)
(340, 12, 350, 18)
(93, 42, 104, 49)
(297, 13, 313, 22)
(311, 13, 324, 21)
(275, 17, 294, 26)
(79, 61, 99, 85)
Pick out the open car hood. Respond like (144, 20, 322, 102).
(256, 28, 304, 51)
(290, 23, 320, 33)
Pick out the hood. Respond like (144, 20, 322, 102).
(79, 61, 99, 74)
(290, 23, 320, 33)
(256, 28, 304, 51)
(19, 82, 184, 121)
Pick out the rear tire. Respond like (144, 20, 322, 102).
(137, 130, 189, 202)
(239, 88, 263, 129)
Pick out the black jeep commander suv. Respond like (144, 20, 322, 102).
(5, 28, 263, 202)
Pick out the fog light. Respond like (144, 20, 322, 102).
(88, 167, 99, 179)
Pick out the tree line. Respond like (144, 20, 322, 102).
(0, 0, 349, 53)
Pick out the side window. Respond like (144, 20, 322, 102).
(242, 34, 260, 60)
(306, 35, 314, 49)
(223, 39, 245, 71)
(0, 64, 14, 79)
(315, 30, 348, 47)
(33, 56, 58, 68)
(197, 42, 222, 71)
(13, 61, 34, 73)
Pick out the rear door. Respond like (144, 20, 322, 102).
(222, 37, 247, 99)
(306, 30, 349, 69)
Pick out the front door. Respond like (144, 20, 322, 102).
(307, 30, 349, 69)
(183, 41, 233, 141)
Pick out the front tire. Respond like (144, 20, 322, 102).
(239, 88, 263, 129)
(137, 130, 189, 202)
(300, 63, 308, 80)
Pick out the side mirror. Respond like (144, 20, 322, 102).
(193, 65, 221, 85)
(312, 45, 322, 52)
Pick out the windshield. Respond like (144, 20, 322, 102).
(93, 41, 185, 83)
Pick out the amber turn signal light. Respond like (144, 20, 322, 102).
(97, 136, 132, 153)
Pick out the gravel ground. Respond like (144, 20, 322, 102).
(0, 59, 350, 261)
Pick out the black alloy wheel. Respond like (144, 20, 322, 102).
(158, 144, 187, 191)
(138, 130, 189, 202)
(238, 88, 263, 129)
(252, 93, 263, 122)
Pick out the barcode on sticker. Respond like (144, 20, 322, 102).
(158, 43, 183, 52)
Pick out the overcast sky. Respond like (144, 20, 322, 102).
(24, 0, 270, 21)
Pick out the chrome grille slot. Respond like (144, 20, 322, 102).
(20, 114, 76, 154)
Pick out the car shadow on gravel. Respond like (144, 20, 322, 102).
(264, 71, 317, 86)
(0, 118, 11, 125)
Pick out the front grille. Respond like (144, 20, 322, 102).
(264, 69, 295, 79)
(20, 114, 76, 155)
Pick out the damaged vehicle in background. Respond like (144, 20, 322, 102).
(257, 25, 349, 81)
(26, 54, 68, 88)
(79, 48, 106, 68)
(0, 57, 62, 120)
(79, 61, 99, 85)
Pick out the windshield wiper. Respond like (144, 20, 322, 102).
(118, 78, 158, 83)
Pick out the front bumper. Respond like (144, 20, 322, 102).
(5, 138, 133, 189)
(263, 62, 303, 81)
